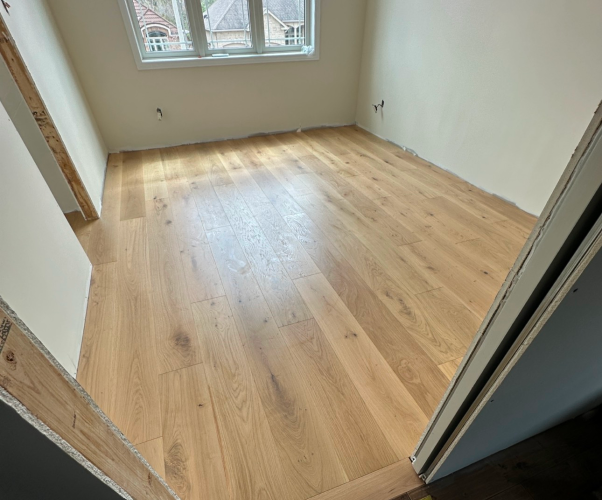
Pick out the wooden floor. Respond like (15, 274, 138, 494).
(68, 126, 536, 500)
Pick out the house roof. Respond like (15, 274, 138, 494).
(205, 0, 303, 31)
(133, 0, 178, 33)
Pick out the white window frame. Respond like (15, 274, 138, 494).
(119, 0, 320, 70)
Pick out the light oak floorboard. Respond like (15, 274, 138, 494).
(87, 153, 122, 264)
(215, 184, 312, 327)
(295, 273, 429, 458)
(186, 146, 231, 230)
(77, 263, 118, 413)
(120, 151, 146, 221)
(284, 209, 450, 416)
(77, 127, 534, 499)
(136, 437, 166, 480)
(298, 154, 420, 247)
(143, 148, 168, 202)
(112, 218, 161, 444)
(192, 297, 294, 500)
(160, 364, 229, 500)
(439, 357, 464, 382)
(146, 198, 203, 373)
(300, 181, 437, 295)
(206, 228, 346, 498)
(294, 194, 478, 366)
(162, 173, 225, 303)
(65, 211, 92, 254)
(308, 459, 423, 500)
(280, 319, 399, 479)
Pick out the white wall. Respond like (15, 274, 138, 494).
(1, 0, 108, 214)
(356, 0, 602, 216)
(47, 0, 367, 152)
(0, 57, 78, 213)
(0, 101, 92, 377)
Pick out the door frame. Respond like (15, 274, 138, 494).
(0, 298, 179, 500)
(412, 102, 602, 480)
(0, 14, 99, 220)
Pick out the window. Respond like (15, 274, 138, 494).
(146, 31, 169, 51)
(120, 0, 318, 68)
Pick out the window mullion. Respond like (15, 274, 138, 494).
(305, 0, 312, 48)
(249, 0, 265, 54)
(184, 0, 208, 56)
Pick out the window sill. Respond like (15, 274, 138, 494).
(134, 50, 320, 70)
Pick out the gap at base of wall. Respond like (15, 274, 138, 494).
(113, 123, 357, 155)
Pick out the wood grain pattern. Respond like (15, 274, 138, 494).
(252, 201, 320, 280)
(280, 319, 398, 479)
(112, 218, 161, 444)
(298, 154, 420, 247)
(186, 146, 231, 230)
(146, 198, 202, 373)
(234, 145, 305, 217)
(299, 185, 437, 295)
(309, 460, 423, 500)
(86, 153, 122, 264)
(136, 437, 166, 479)
(215, 184, 312, 327)
(143, 148, 168, 201)
(77, 263, 118, 413)
(293, 194, 478, 367)
(160, 151, 225, 303)
(120, 151, 146, 221)
(76, 126, 533, 499)
(295, 273, 429, 458)
(65, 211, 92, 254)
(234, 320, 348, 499)
(283, 210, 450, 416)
(206, 228, 346, 498)
(0, 308, 175, 499)
(0, 15, 99, 220)
(439, 358, 463, 382)
(192, 297, 289, 500)
(160, 364, 228, 500)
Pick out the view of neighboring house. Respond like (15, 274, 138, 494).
(133, 0, 191, 52)
(134, 0, 305, 52)
(204, 0, 305, 49)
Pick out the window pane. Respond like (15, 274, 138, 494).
(134, 0, 193, 52)
(262, 0, 305, 48)
(202, 0, 253, 50)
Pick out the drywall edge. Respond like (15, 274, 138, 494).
(0, 295, 181, 500)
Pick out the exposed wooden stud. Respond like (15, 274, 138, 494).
(0, 15, 99, 220)
(0, 303, 177, 500)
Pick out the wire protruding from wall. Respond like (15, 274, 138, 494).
(373, 100, 384, 113)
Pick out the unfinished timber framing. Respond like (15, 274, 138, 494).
(0, 298, 178, 500)
(0, 14, 99, 220)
